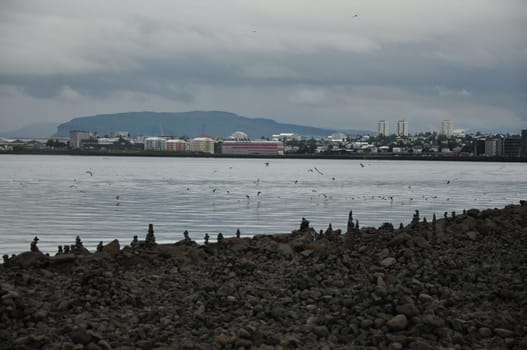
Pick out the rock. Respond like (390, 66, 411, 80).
(418, 294, 433, 304)
(409, 340, 438, 350)
(422, 314, 445, 328)
(478, 327, 492, 338)
(313, 325, 330, 338)
(494, 328, 514, 337)
(97, 340, 112, 350)
(215, 334, 231, 347)
(466, 231, 478, 240)
(412, 236, 430, 249)
(277, 243, 293, 256)
(102, 239, 120, 256)
(381, 257, 397, 267)
(387, 314, 408, 331)
(395, 303, 420, 317)
(70, 328, 92, 345)
(466, 208, 480, 217)
(234, 337, 252, 348)
(85, 343, 102, 350)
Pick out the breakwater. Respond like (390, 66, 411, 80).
(1, 202, 526, 349)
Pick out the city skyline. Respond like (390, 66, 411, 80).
(1, 1, 526, 133)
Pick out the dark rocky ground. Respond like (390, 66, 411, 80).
(1, 203, 526, 350)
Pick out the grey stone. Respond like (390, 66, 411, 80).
(387, 314, 408, 331)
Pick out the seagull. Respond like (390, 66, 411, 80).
(321, 193, 327, 199)
(86, 170, 94, 176)
(115, 195, 120, 200)
(246, 194, 250, 199)
(212, 188, 217, 193)
(331, 177, 336, 181)
(265, 162, 269, 166)
(294, 180, 298, 184)
(314, 167, 324, 175)
(308, 168, 314, 172)
(360, 163, 365, 168)
(352, 14, 358, 18)
(257, 191, 261, 196)
(446, 180, 450, 184)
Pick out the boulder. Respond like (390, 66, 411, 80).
(102, 240, 120, 256)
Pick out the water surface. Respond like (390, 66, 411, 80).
(1, 155, 525, 255)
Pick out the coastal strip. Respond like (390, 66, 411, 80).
(1, 202, 526, 349)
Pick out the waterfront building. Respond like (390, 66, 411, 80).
(396, 120, 409, 137)
(271, 133, 301, 141)
(484, 140, 498, 157)
(502, 136, 521, 157)
(441, 120, 454, 137)
(166, 139, 188, 152)
(144, 137, 167, 151)
(221, 140, 284, 155)
(190, 137, 215, 154)
(522, 129, 527, 156)
(377, 120, 389, 136)
(230, 131, 249, 140)
(69, 130, 91, 149)
(473, 139, 485, 156)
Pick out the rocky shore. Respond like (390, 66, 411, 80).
(1, 203, 526, 350)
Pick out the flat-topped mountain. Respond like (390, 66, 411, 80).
(55, 111, 370, 138)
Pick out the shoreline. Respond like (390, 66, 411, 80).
(3, 149, 527, 162)
(1, 202, 526, 349)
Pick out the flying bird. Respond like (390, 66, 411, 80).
(360, 163, 365, 168)
(265, 162, 269, 166)
(314, 167, 324, 175)
(115, 195, 120, 200)
(352, 14, 358, 18)
(257, 191, 261, 196)
(86, 170, 94, 176)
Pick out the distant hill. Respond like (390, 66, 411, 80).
(1, 122, 58, 139)
(55, 111, 371, 138)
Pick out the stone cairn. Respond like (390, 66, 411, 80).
(299, 217, 310, 232)
(145, 224, 156, 247)
(30, 236, 40, 253)
(347, 210, 354, 232)
(236, 228, 241, 238)
(131, 235, 138, 248)
(96, 241, 103, 253)
(56, 245, 63, 256)
(204, 233, 209, 245)
(217, 232, 224, 244)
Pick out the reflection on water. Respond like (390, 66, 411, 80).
(1, 155, 526, 255)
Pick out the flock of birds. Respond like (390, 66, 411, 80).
(72, 161, 459, 208)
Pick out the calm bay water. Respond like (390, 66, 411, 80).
(1, 154, 526, 255)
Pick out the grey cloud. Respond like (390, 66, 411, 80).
(0, 0, 526, 132)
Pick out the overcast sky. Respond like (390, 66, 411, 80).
(1, 0, 526, 134)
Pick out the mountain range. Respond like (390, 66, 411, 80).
(2, 111, 373, 139)
(54, 111, 371, 138)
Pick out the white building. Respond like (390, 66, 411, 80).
(69, 130, 91, 149)
(397, 120, 409, 137)
(271, 133, 301, 141)
(144, 137, 167, 151)
(377, 120, 389, 136)
(190, 137, 215, 154)
(441, 120, 454, 137)
(230, 131, 249, 140)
